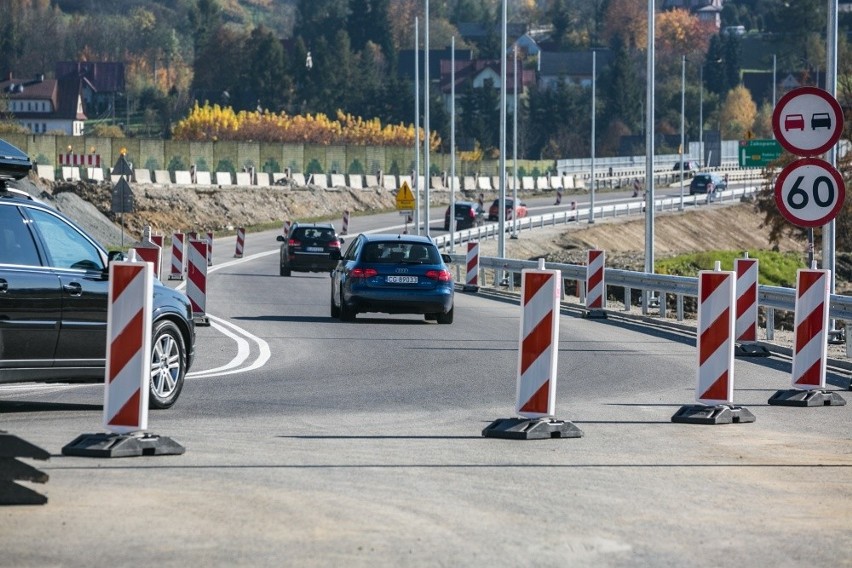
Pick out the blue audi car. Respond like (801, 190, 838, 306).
(330, 234, 455, 323)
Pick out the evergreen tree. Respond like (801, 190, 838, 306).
(601, 39, 642, 133)
(245, 26, 290, 112)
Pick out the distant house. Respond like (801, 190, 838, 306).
(0, 73, 87, 136)
(662, 0, 724, 29)
(398, 48, 474, 83)
(537, 50, 613, 90)
(514, 34, 540, 57)
(438, 58, 535, 113)
(55, 61, 125, 118)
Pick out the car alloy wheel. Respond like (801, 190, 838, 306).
(149, 320, 187, 409)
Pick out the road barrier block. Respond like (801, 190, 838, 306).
(234, 227, 245, 258)
(464, 242, 479, 292)
(769, 269, 846, 407)
(168, 232, 185, 280)
(341, 210, 350, 235)
(187, 239, 210, 326)
(132, 239, 162, 280)
(673, 266, 756, 424)
(483, 260, 583, 440)
(734, 255, 769, 357)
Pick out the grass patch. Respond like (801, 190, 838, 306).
(656, 249, 804, 288)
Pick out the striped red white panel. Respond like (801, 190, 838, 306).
(206, 232, 214, 267)
(586, 249, 605, 310)
(515, 268, 562, 418)
(103, 261, 152, 434)
(169, 232, 185, 280)
(235, 227, 245, 258)
(696, 270, 736, 404)
(342, 210, 350, 235)
(59, 153, 101, 167)
(132, 242, 162, 280)
(735, 258, 759, 342)
(466, 242, 479, 287)
(187, 240, 208, 319)
(792, 269, 830, 389)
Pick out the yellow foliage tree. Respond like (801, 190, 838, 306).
(172, 103, 440, 149)
(602, 0, 646, 51)
(720, 86, 757, 140)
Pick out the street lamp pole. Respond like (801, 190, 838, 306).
(414, 18, 421, 235)
(644, 0, 655, 311)
(424, 0, 431, 238)
(497, 0, 507, 261)
(589, 50, 596, 224)
(512, 44, 519, 239)
(450, 36, 456, 252)
(679, 54, 685, 211)
(699, 63, 703, 168)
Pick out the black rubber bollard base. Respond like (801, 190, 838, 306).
(768, 389, 847, 407)
(462, 285, 479, 293)
(735, 343, 771, 357)
(671, 404, 756, 425)
(584, 309, 608, 319)
(482, 418, 584, 440)
(62, 432, 185, 458)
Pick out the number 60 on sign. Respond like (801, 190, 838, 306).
(774, 157, 846, 228)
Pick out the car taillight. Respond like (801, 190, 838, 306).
(350, 267, 378, 278)
(468, 209, 475, 218)
(288, 238, 301, 247)
(425, 269, 452, 282)
(329, 240, 341, 249)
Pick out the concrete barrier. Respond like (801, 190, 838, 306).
(85, 167, 104, 182)
(522, 176, 535, 190)
(330, 173, 347, 188)
(365, 174, 379, 187)
(272, 173, 287, 185)
(563, 175, 574, 189)
(550, 176, 563, 190)
(291, 173, 307, 186)
(382, 174, 397, 191)
(62, 166, 80, 181)
(153, 170, 172, 184)
(477, 177, 493, 191)
(196, 171, 212, 185)
(174, 170, 192, 185)
(36, 164, 55, 181)
(215, 172, 232, 186)
(235, 172, 252, 186)
(134, 169, 151, 184)
(463, 176, 476, 191)
(256, 172, 270, 186)
(348, 174, 363, 189)
(311, 173, 328, 188)
(536, 176, 550, 190)
(431, 176, 445, 190)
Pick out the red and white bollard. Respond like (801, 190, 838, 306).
(672, 263, 755, 424)
(464, 241, 479, 292)
(585, 249, 606, 318)
(734, 255, 770, 357)
(554, 189, 562, 205)
(132, 240, 162, 280)
(61, 252, 186, 457)
(234, 227, 245, 258)
(483, 259, 583, 439)
(168, 232, 185, 281)
(187, 239, 210, 326)
(769, 268, 846, 406)
(341, 210, 350, 235)
(206, 231, 214, 266)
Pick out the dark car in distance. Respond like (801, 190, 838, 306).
(277, 222, 343, 276)
(330, 234, 454, 323)
(444, 201, 483, 231)
(487, 198, 528, 221)
(689, 172, 728, 195)
(0, 149, 195, 408)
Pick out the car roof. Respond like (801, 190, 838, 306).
(360, 233, 436, 245)
(293, 222, 334, 228)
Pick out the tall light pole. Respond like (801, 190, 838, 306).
(497, 0, 507, 261)
(826, 0, 838, 311)
(423, 0, 431, 238)
(699, 63, 703, 168)
(589, 50, 596, 224)
(511, 43, 519, 239)
(414, 18, 421, 235)
(644, 0, 655, 307)
(450, 36, 456, 252)
(679, 54, 685, 211)
(772, 53, 777, 107)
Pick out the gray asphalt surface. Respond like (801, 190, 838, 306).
(1, 200, 850, 567)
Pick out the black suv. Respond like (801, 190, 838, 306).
(0, 141, 195, 408)
(689, 172, 728, 195)
(444, 201, 483, 230)
(277, 222, 343, 276)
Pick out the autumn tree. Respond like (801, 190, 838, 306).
(655, 9, 715, 75)
(719, 86, 756, 139)
(602, 0, 646, 51)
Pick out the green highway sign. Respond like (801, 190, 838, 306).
(738, 139, 782, 168)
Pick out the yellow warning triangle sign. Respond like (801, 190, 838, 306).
(396, 180, 415, 210)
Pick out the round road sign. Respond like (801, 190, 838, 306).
(774, 158, 846, 228)
(772, 87, 844, 157)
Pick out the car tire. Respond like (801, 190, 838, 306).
(280, 265, 291, 277)
(149, 320, 187, 409)
(339, 288, 356, 322)
(437, 306, 454, 325)
(330, 289, 340, 318)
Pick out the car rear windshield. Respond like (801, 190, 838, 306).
(294, 227, 336, 241)
(361, 242, 440, 264)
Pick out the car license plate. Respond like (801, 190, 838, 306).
(306, 246, 324, 252)
(387, 275, 418, 284)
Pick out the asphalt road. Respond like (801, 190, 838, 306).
(1, 189, 850, 567)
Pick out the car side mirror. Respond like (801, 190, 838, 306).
(276, 235, 285, 242)
(339, 237, 344, 244)
(441, 253, 452, 264)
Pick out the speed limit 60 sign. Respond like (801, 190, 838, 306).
(774, 158, 846, 228)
